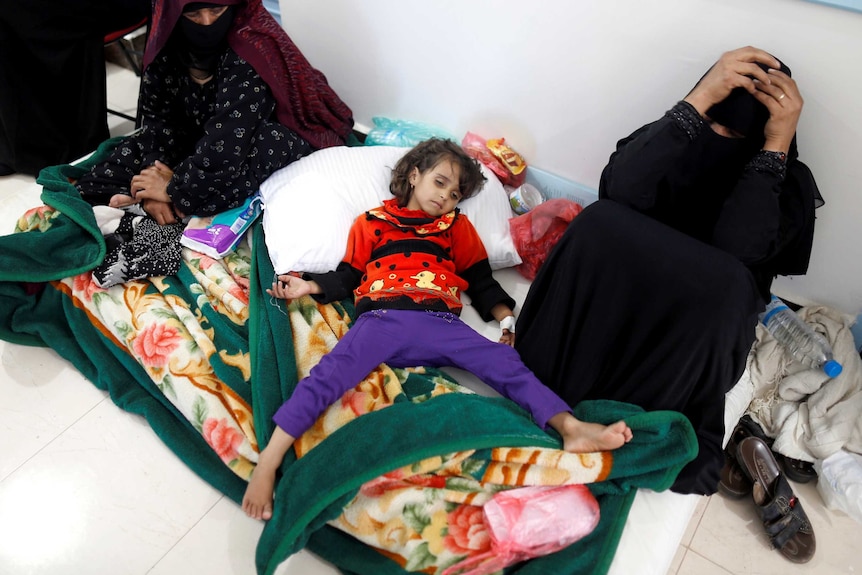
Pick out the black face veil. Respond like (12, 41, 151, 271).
(704, 58, 794, 156)
(176, 3, 236, 73)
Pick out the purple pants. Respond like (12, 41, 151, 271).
(272, 309, 571, 438)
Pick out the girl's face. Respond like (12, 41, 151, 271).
(405, 160, 463, 217)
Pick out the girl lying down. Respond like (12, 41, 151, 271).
(243, 138, 633, 520)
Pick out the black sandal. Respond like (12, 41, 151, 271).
(775, 453, 818, 484)
(718, 415, 768, 498)
(737, 436, 816, 564)
(730, 415, 818, 484)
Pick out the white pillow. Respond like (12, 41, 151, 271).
(260, 145, 522, 274)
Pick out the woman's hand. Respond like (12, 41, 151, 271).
(141, 198, 181, 226)
(109, 193, 139, 208)
(753, 68, 803, 154)
(131, 160, 174, 204)
(684, 46, 781, 116)
(266, 274, 320, 300)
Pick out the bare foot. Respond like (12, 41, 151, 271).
(242, 427, 295, 520)
(242, 464, 276, 520)
(550, 413, 633, 453)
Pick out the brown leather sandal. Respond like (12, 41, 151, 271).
(718, 416, 762, 498)
(737, 437, 816, 564)
(719, 455, 752, 499)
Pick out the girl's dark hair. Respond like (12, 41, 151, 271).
(390, 138, 487, 207)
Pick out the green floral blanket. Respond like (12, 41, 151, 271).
(0, 139, 698, 575)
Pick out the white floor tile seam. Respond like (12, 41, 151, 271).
(679, 549, 734, 575)
(0, 392, 111, 484)
(667, 546, 686, 575)
(685, 495, 710, 544)
(145, 495, 228, 574)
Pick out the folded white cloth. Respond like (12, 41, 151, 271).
(747, 305, 862, 462)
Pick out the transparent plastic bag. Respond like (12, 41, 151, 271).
(509, 198, 583, 280)
(815, 450, 862, 524)
(441, 484, 600, 575)
(364, 116, 456, 147)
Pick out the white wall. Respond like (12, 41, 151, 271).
(280, 0, 862, 315)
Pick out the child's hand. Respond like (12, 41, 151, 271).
(499, 329, 515, 347)
(496, 312, 516, 346)
(266, 274, 317, 299)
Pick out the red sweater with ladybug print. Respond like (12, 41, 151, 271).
(306, 199, 515, 320)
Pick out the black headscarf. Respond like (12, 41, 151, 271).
(671, 58, 795, 198)
(706, 60, 791, 143)
(690, 56, 823, 286)
(602, 54, 823, 299)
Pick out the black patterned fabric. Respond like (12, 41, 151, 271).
(76, 49, 311, 216)
(92, 213, 185, 288)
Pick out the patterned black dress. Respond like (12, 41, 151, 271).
(77, 48, 311, 215)
(75, 48, 311, 287)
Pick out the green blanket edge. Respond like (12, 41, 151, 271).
(255, 393, 696, 575)
(0, 138, 119, 347)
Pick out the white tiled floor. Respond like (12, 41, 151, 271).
(0, 61, 860, 575)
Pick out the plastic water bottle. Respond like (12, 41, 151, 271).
(760, 295, 843, 377)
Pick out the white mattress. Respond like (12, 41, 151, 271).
(273, 267, 707, 575)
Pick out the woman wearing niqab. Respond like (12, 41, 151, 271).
(514, 46, 822, 495)
(77, 0, 353, 220)
(73, 0, 353, 286)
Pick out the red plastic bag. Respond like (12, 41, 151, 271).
(441, 484, 600, 575)
(462, 132, 527, 188)
(509, 198, 583, 280)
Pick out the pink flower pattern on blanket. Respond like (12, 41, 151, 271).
(203, 417, 244, 463)
(228, 282, 249, 306)
(72, 272, 106, 302)
(341, 387, 378, 417)
(359, 469, 447, 498)
(133, 322, 182, 367)
(444, 505, 492, 556)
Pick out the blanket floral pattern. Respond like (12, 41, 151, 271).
(18, 204, 613, 575)
(18, 204, 259, 480)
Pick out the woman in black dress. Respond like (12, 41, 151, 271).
(0, 0, 150, 176)
(77, 0, 353, 220)
(73, 0, 353, 286)
(515, 46, 822, 495)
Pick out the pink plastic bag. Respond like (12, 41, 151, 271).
(461, 132, 527, 188)
(509, 198, 583, 280)
(442, 484, 600, 575)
